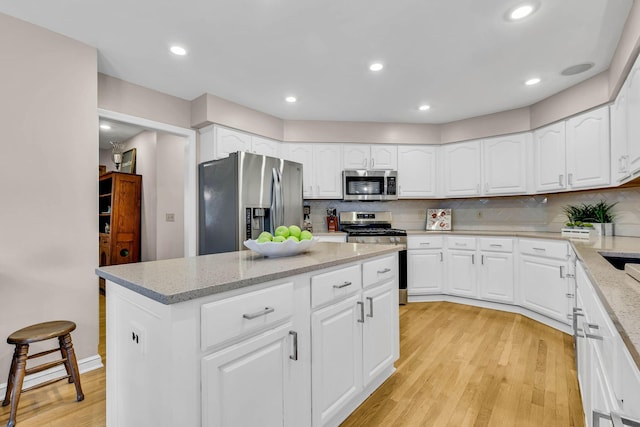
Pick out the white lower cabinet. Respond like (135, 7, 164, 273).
(311, 256, 398, 427)
(478, 251, 514, 304)
(575, 261, 640, 427)
(202, 323, 295, 427)
(446, 236, 478, 298)
(407, 235, 444, 295)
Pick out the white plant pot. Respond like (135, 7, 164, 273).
(592, 223, 615, 236)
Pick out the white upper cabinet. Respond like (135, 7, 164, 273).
(534, 121, 567, 192)
(442, 140, 482, 197)
(283, 143, 342, 199)
(566, 106, 610, 190)
(611, 78, 630, 183)
(198, 125, 281, 162)
(343, 144, 397, 170)
(397, 145, 438, 198)
(625, 54, 640, 177)
(482, 134, 529, 195)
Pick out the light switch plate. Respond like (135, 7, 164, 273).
(165, 213, 175, 222)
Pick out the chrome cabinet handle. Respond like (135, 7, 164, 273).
(489, 244, 502, 247)
(485, 183, 489, 193)
(559, 174, 564, 186)
(455, 242, 466, 247)
(371, 158, 375, 168)
(560, 266, 564, 278)
(481, 255, 484, 265)
(440, 252, 443, 262)
(243, 306, 275, 320)
(533, 247, 546, 252)
(289, 330, 298, 361)
(583, 321, 604, 341)
(377, 268, 391, 274)
(366, 297, 374, 318)
(419, 242, 431, 246)
(568, 173, 574, 186)
(333, 281, 352, 289)
(357, 301, 365, 323)
(472, 254, 475, 264)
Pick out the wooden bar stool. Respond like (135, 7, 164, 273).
(2, 321, 84, 427)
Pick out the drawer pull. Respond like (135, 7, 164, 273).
(289, 330, 298, 361)
(583, 321, 603, 341)
(533, 247, 546, 252)
(455, 242, 467, 247)
(242, 306, 275, 320)
(489, 244, 503, 247)
(419, 242, 431, 246)
(377, 268, 391, 274)
(333, 281, 352, 289)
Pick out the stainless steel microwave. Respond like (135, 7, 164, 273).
(343, 170, 398, 201)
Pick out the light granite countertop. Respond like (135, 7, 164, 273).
(406, 229, 640, 368)
(96, 242, 401, 305)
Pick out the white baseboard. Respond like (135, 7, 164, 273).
(0, 354, 103, 397)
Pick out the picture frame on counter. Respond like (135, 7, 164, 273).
(426, 209, 452, 231)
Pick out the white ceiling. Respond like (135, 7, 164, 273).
(0, 0, 633, 124)
(98, 120, 145, 149)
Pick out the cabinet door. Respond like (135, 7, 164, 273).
(252, 135, 280, 158)
(284, 144, 314, 198)
(442, 141, 481, 197)
(533, 122, 567, 192)
(202, 323, 292, 427)
(370, 145, 397, 170)
(589, 345, 615, 427)
(627, 54, 640, 175)
(313, 144, 343, 199)
(478, 251, 514, 303)
(566, 106, 610, 189)
(483, 134, 528, 195)
(407, 249, 444, 294)
(362, 282, 396, 387)
(343, 144, 369, 169)
(215, 127, 252, 159)
(611, 80, 630, 183)
(311, 295, 362, 427)
(519, 255, 571, 323)
(446, 249, 477, 298)
(397, 145, 438, 198)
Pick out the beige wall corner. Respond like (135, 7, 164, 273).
(98, 73, 191, 129)
(190, 94, 209, 129)
(530, 72, 610, 129)
(609, 0, 640, 98)
(195, 93, 284, 140)
(0, 13, 99, 371)
(283, 120, 440, 144)
(439, 107, 531, 144)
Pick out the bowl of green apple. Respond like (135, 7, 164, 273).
(243, 225, 318, 257)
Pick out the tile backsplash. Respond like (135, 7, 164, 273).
(306, 186, 640, 237)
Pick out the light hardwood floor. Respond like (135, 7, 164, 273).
(0, 297, 584, 426)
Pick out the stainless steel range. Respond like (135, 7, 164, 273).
(340, 211, 407, 304)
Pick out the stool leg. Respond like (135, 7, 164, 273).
(5, 344, 28, 427)
(59, 334, 84, 401)
(59, 342, 73, 383)
(2, 346, 19, 407)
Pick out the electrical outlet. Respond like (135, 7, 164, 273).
(477, 211, 483, 219)
(166, 213, 175, 222)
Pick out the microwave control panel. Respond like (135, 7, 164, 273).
(386, 177, 397, 195)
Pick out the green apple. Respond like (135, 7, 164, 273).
(257, 236, 271, 243)
(300, 230, 313, 240)
(287, 235, 299, 242)
(288, 225, 302, 239)
(274, 225, 290, 238)
(258, 231, 273, 241)
(272, 235, 286, 243)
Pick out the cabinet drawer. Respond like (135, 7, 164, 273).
(447, 236, 477, 250)
(407, 235, 444, 249)
(479, 237, 513, 252)
(519, 239, 569, 259)
(201, 282, 294, 351)
(311, 264, 361, 308)
(363, 255, 396, 288)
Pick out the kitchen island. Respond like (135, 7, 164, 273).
(96, 242, 402, 427)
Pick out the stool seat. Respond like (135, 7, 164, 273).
(3, 320, 83, 427)
(7, 321, 76, 345)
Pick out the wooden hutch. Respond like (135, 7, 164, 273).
(99, 172, 142, 267)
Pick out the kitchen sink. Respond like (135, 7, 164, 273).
(599, 251, 640, 270)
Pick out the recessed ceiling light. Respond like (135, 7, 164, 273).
(418, 105, 431, 111)
(170, 45, 187, 56)
(369, 63, 384, 72)
(507, 4, 536, 21)
(100, 124, 111, 130)
(561, 63, 595, 76)
(285, 96, 297, 103)
(525, 77, 541, 86)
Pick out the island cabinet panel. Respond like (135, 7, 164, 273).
(105, 251, 399, 427)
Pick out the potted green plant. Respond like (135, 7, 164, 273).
(590, 200, 617, 236)
(562, 200, 616, 236)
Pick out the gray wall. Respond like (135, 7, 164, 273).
(0, 13, 98, 372)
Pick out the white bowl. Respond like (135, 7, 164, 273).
(243, 237, 319, 257)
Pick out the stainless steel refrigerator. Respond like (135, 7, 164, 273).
(198, 151, 304, 255)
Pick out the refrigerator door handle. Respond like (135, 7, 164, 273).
(277, 169, 285, 227)
(271, 168, 279, 230)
